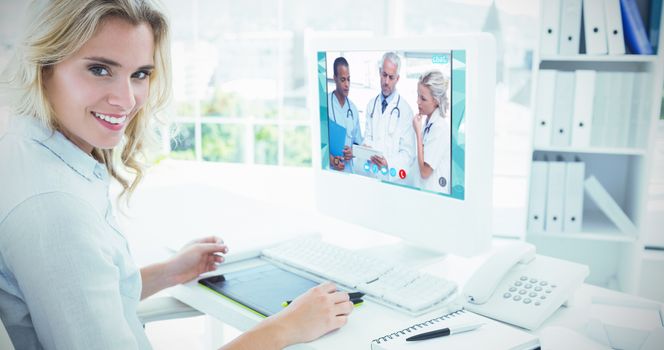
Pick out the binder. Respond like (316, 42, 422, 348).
(528, 160, 549, 233)
(584, 0, 609, 54)
(591, 72, 609, 147)
(604, 0, 626, 55)
(551, 71, 575, 147)
(540, 0, 562, 55)
(534, 70, 556, 148)
(584, 175, 638, 235)
(370, 309, 539, 350)
(616, 72, 634, 147)
(602, 72, 622, 147)
(559, 0, 583, 55)
(328, 120, 346, 157)
(563, 160, 585, 232)
(546, 160, 567, 233)
(651, 0, 662, 52)
(629, 72, 651, 148)
(571, 70, 596, 147)
(620, 0, 654, 54)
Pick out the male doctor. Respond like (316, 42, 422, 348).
(364, 52, 415, 184)
(329, 57, 362, 173)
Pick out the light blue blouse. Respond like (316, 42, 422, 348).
(0, 116, 151, 349)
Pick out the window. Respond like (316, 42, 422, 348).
(165, 0, 537, 172)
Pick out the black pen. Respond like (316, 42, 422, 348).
(281, 298, 364, 307)
(405, 322, 484, 342)
(281, 292, 365, 307)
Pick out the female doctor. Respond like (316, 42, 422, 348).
(363, 52, 415, 184)
(412, 70, 451, 194)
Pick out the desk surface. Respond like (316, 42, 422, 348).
(118, 163, 662, 349)
(168, 272, 630, 350)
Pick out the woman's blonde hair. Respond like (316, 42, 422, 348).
(418, 70, 449, 117)
(4, 0, 172, 199)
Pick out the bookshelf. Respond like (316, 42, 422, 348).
(526, 0, 664, 294)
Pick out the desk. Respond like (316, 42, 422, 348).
(118, 161, 662, 349)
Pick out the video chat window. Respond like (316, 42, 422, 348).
(317, 50, 466, 200)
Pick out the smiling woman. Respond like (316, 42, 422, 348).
(6, 0, 172, 197)
(0, 1, 354, 349)
(43, 18, 155, 153)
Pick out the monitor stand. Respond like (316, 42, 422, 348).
(358, 240, 447, 269)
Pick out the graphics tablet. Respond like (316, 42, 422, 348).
(198, 262, 318, 317)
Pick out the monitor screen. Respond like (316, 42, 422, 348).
(317, 50, 466, 199)
(308, 35, 495, 256)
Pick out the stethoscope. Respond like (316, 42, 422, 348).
(329, 91, 353, 123)
(368, 94, 401, 135)
(424, 121, 433, 136)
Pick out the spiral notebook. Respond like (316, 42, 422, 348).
(370, 309, 539, 350)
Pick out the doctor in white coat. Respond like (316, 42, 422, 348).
(412, 70, 451, 194)
(328, 57, 362, 173)
(363, 52, 415, 184)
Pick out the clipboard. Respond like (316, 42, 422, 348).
(328, 120, 346, 157)
(352, 144, 384, 163)
(198, 262, 318, 317)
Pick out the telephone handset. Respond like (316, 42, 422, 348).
(463, 242, 589, 330)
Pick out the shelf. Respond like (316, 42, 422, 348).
(539, 55, 658, 63)
(528, 231, 636, 243)
(533, 146, 647, 156)
(643, 248, 664, 260)
(527, 212, 637, 243)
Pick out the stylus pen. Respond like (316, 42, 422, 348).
(281, 297, 364, 307)
(405, 322, 484, 342)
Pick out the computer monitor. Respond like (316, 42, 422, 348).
(308, 34, 495, 256)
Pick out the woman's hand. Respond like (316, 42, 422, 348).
(278, 282, 352, 343)
(165, 236, 228, 285)
(218, 283, 354, 349)
(413, 113, 423, 134)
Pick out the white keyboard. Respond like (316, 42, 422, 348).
(262, 237, 458, 315)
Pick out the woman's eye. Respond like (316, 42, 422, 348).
(89, 66, 109, 76)
(132, 70, 151, 80)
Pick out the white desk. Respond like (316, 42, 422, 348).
(118, 161, 662, 349)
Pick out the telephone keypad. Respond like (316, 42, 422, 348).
(506, 276, 554, 307)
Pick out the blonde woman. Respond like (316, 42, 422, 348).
(412, 70, 451, 194)
(0, 1, 353, 349)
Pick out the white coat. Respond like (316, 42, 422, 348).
(363, 91, 416, 184)
(416, 107, 451, 194)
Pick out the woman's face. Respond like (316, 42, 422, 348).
(417, 83, 438, 117)
(43, 17, 155, 153)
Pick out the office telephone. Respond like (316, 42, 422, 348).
(463, 242, 589, 330)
